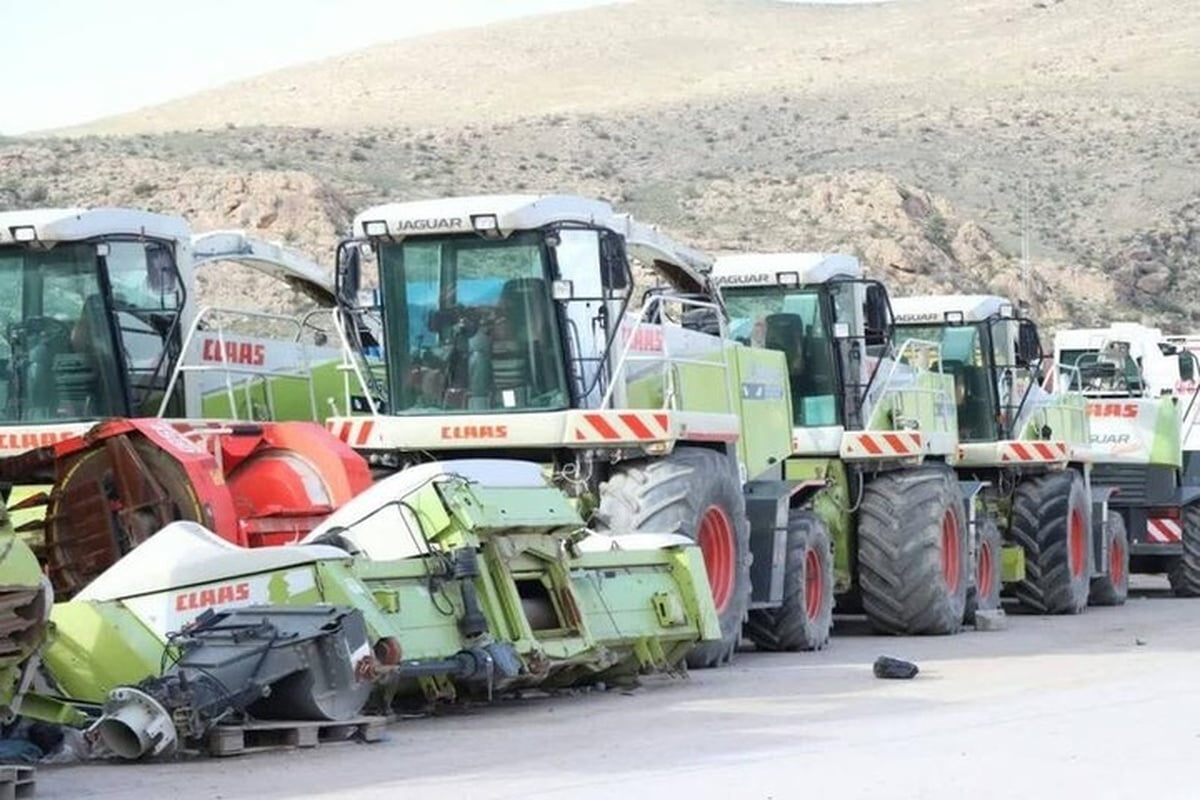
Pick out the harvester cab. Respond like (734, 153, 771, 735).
(1054, 323, 1200, 596)
(325, 195, 830, 668)
(710, 255, 976, 637)
(0, 207, 340, 458)
(892, 295, 1117, 616)
(0, 208, 366, 599)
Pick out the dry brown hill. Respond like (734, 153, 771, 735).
(4, 0, 1198, 329)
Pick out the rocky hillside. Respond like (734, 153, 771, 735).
(3, 0, 1197, 330)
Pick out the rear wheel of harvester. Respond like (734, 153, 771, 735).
(857, 465, 968, 635)
(597, 447, 752, 668)
(1010, 470, 1091, 614)
(745, 509, 835, 652)
(1089, 512, 1129, 606)
(964, 513, 1003, 625)
(1167, 504, 1200, 597)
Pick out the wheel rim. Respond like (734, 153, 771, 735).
(940, 510, 961, 592)
(977, 538, 994, 599)
(804, 547, 823, 621)
(1110, 529, 1125, 586)
(1069, 509, 1086, 579)
(698, 505, 736, 613)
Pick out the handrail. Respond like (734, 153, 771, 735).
(598, 294, 736, 416)
(158, 306, 320, 421)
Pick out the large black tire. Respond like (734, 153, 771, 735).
(596, 447, 752, 668)
(1168, 504, 1200, 597)
(1089, 513, 1129, 606)
(1010, 470, 1091, 614)
(857, 465, 969, 635)
(964, 513, 1003, 625)
(745, 509, 835, 652)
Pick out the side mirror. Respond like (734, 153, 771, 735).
(336, 241, 362, 306)
(864, 283, 891, 347)
(1016, 319, 1042, 367)
(1180, 353, 1196, 383)
(145, 243, 180, 295)
(598, 231, 630, 291)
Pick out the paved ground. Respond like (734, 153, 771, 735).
(39, 577, 1200, 800)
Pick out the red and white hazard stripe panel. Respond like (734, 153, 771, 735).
(1146, 518, 1183, 544)
(999, 441, 1068, 463)
(842, 431, 923, 459)
(326, 419, 377, 447)
(571, 412, 671, 443)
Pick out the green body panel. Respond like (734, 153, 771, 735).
(730, 345, 794, 481)
(1001, 544, 1027, 583)
(1019, 392, 1089, 449)
(865, 368, 957, 440)
(43, 601, 168, 704)
(41, 477, 719, 715)
(200, 359, 343, 421)
(784, 458, 853, 593)
(1085, 397, 1182, 468)
(0, 502, 54, 723)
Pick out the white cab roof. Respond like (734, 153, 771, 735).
(353, 193, 711, 277)
(892, 294, 1011, 324)
(709, 253, 862, 287)
(0, 207, 191, 245)
(1055, 323, 1166, 350)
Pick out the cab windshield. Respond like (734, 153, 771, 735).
(376, 233, 569, 414)
(723, 287, 840, 426)
(897, 322, 998, 442)
(0, 240, 183, 422)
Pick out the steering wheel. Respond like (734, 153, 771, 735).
(5, 316, 74, 349)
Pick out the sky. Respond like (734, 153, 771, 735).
(0, 0, 619, 135)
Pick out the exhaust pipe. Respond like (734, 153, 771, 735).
(93, 687, 178, 760)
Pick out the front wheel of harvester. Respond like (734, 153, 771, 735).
(1168, 504, 1200, 597)
(964, 513, 1003, 626)
(857, 465, 969, 635)
(597, 447, 752, 668)
(1089, 512, 1129, 606)
(745, 509, 835, 652)
(1010, 470, 1091, 614)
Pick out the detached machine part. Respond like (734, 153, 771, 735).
(41, 459, 720, 722)
(94, 605, 371, 760)
(0, 417, 371, 599)
(0, 494, 53, 723)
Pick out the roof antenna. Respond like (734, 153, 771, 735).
(1020, 177, 1030, 287)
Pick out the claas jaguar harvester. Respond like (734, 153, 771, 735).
(36, 459, 720, 757)
(711, 254, 977, 636)
(891, 295, 1117, 614)
(0, 207, 350, 562)
(0, 206, 341, 455)
(1054, 322, 1200, 596)
(322, 195, 833, 666)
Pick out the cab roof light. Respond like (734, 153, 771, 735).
(776, 271, 800, 287)
(362, 220, 388, 237)
(471, 214, 501, 238)
(9, 226, 36, 242)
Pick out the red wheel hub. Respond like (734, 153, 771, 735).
(977, 538, 994, 599)
(698, 505, 736, 613)
(1109, 528, 1125, 586)
(940, 510, 961, 592)
(804, 547, 823, 621)
(1069, 509, 1086, 579)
